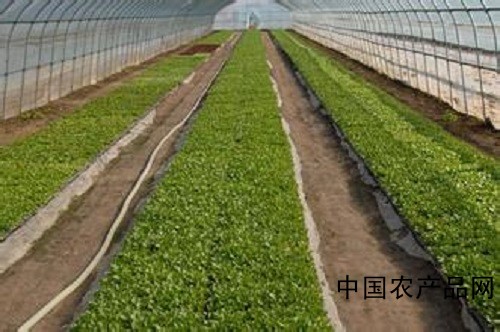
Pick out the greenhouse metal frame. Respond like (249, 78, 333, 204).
(0, 1, 498, 331)
(0, 0, 498, 126)
(279, 0, 499, 127)
(0, 0, 230, 119)
(0, 0, 500, 127)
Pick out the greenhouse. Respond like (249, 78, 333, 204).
(0, 0, 498, 331)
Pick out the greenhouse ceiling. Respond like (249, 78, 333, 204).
(0, 1, 232, 22)
(0, 0, 498, 125)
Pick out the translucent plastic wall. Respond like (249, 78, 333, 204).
(278, 0, 499, 128)
(0, 0, 230, 119)
(214, 0, 292, 29)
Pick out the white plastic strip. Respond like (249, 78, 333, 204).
(0, 110, 156, 274)
(268, 69, 344, 331)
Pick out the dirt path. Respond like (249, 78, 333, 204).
(0, 36, 220, 147)
(180, 44, 219, 55)
(0, 34, 239, 332)
(263, 32, 466, 332)
(290, 31, 499, 158)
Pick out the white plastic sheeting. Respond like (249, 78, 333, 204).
(278, 0, 499, 128)
(0, 0, 231, 119)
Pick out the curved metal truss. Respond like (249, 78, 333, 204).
(0, 0, 231, 119)
(278, 0, 499, 128)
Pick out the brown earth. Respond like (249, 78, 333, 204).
(0, 35, 224, 147)
(180, 44, 220, 55)
(290, 31, 500, 158)
(0, 34, 239, 331)
(263, 32, 466, 332)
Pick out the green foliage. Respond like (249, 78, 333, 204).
(19, 109, 44, 121)
(442, 110, 460, 123)
(0, 55, 206, 238)
(73, 31, 330, 330)
(273, 30, 499, 324)
(196, 31, 234, 45)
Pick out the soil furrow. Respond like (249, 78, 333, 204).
(0, 33, 239, 332)
(263, 32, 466, 332)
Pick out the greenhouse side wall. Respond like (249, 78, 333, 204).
(0, 0, 229, 120)
(280, 1, 499, 130)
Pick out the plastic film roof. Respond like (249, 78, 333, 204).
(0, 0, 233, 22)
(277, 0, 499, 52)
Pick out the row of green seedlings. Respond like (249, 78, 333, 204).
(0, 31, 232, 239)
(272, 30, 499, 325)
(74, 31, 330, 330)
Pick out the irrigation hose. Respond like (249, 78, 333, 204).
(18, 45, 231, 332)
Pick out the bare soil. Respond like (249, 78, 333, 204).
(0, 34, 239, 331)
(291, 31, 500, 158)
(0, 41, 207, 147)
(180, 44, 220, 55)
(263, 32, 466, 332)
